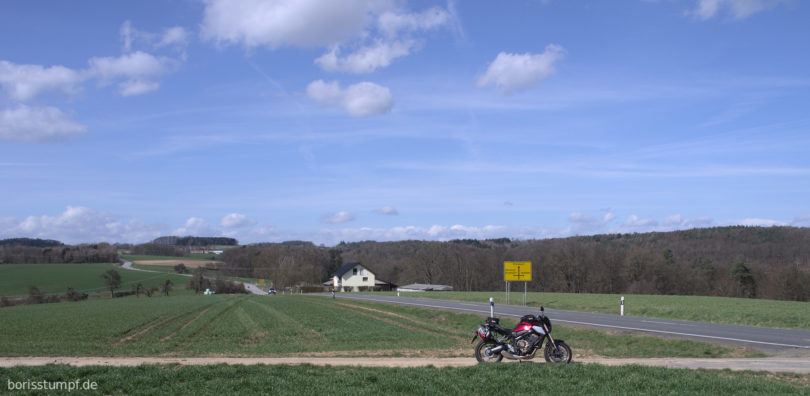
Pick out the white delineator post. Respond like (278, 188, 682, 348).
(490, 297, 495, 317)
(620, 296, 625, 316)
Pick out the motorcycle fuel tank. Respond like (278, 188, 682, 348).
(513, 322, 532, 332)
(532, 325, 546, 335)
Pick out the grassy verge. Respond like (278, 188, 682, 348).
(366, 291, 810, 330)
(1, 364, 807, 395)
(0, 263, 193, 297)
(0, 295, 757, 358)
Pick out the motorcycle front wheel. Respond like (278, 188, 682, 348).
(543, 341, 572, 364)
(474, 340, 503, 363)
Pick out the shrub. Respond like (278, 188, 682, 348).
(27, 285, 44, 304)
(213, 279, 247, 294)
(64, 287, 88, 302)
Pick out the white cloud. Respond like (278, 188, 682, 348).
(121, 20, 188, 54)
(792, 215, 810, 227)
(314, 7, 449, 73)
(477, 44, 566, 94)
(0, 105, 87, 143)
(173, 217, 218, 236)
(0, 60, 85, 101)
(688, 0, 786, 20)
(200, 0, 448, 73)
(374, 206, 399, 215)
(566, 211, 616, 234)
(321, 211, 357, 224)
(306, 80, 393, 117)
(377, 7, 449, 37)
(617, 214, 659, 233)
(118, 80, 160, 96)
(738, 217, 786, 226)
(663, 214, 683, 227)
(88, 51, 173, 80)
(158, 26, 189, 49)
(121, 20, 135, 52)
(661, 214, 714, 229)
(220, 213, 257, 228)
(88, 51, 177, 97)
(200, 0, 384, 49)
(0, 206, 163, 244)
(315, 40, 416, 74)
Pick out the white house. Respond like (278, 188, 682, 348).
(327, 262, 376, 292)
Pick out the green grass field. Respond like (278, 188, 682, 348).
(0, 295, 756, 358)
(1, 363, 807, 395)
(0, 264, 193, 297)
(372, 291, 810, 330)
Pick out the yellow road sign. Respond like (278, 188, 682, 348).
(504, 261, 532, 281)
(259, 279, 265, 284)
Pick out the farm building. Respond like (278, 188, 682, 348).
(397, 283, 453, 292)
(323, 262, 395, 292)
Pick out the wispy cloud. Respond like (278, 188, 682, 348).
(320, 211, 357, 224)
(687, 0, 787, 20)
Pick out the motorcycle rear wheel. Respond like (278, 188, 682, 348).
(474, 340, 503, 363)
(543, 341, 572, 364)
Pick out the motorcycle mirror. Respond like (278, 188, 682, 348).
(540, 306, 544, 312)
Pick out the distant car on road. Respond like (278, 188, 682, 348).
(268, 288, 276, 295)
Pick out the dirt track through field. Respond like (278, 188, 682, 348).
(161, 306, 213, 342)
(1, 357, 809, 374)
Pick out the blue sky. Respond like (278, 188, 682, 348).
(1, 0, 809, 245)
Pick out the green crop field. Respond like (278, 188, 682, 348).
(0, 295, 755, 358)
(2, 363, 807, 396)
(0, 264, 192, 297)
(369, 291, 810, 330)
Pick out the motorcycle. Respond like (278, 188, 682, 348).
(471, 306, 572, 363)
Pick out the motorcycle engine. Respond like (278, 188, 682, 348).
(516, 334, 541, 355)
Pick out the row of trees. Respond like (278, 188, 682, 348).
(0, 242, 118, 264)
(216, 227, 810, 301)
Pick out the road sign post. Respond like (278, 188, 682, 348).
(504, 261, 532, 307)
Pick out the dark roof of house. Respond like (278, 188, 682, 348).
(333, 262, 365, 277)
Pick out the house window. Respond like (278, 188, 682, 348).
(353, 268, 358, 275)
(363, 277, 368, 282)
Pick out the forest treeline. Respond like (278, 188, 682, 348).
(219, 226, 810, 301)
(0, 240, 118, 264)
(0, 238, 63, 248)
(152, 236, 238, 246)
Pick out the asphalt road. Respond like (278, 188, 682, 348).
(321, 293, 810, 354)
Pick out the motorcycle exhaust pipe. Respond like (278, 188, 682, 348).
(500, 350, 520, 360)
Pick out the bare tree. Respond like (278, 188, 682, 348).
(100, 269, 121, 297)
